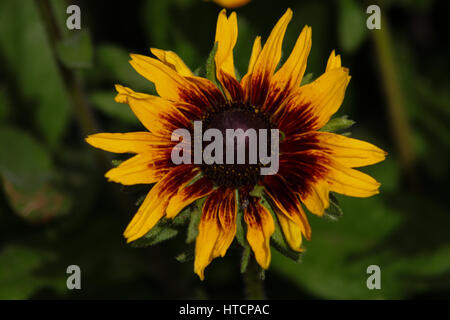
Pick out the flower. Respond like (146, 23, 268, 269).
(211, 0, 251, 9)
(86, 9, 386, 280)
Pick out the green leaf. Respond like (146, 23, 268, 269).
(130, 203, 193, 248)
(56, 30, 93, 69)
(319, 115, 355, 133)
(171, 205, 192, 226)
(175, 246, 195, 263)
(324, 193, 343, 221)
(134, 194, 146, 207)
(235, 190, 246, 247)
(186, 172, 203, 187)
(2, 178, 72, 223)
(0, 0, 71, 147)
(0, 126, 53, 192)
(90, 91, 139, 125)
(338, 0, 369, 53)
(249, 185, 264, 198)
(193, 66, 204, 77)
(235, 214, 246, 247)
(130, 224, 179, 248)
(0, 87, 12, 123)
(206, 42, 220, 88)
(240, 244, 251, 274)
(300, 72, 314, 86)
(111, 159, 123, 167)
(0, 126, 72, 222)
(271, 196, 404, 299)
(0, 245, 54, 299)
(234, 67, 241, 82)
(186, 199, 204, 244)
(259, 268, 266, 281)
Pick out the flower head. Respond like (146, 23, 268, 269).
(211, 0, 251, 9)
(86, 9, 386, 280)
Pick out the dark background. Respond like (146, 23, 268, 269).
(0, 0, 449, 299)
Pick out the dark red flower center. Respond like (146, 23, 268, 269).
(201, 103, 273, 188)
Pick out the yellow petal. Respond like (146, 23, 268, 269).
(317, 132, 387, 168)
(115, 84, 188, 134)
(296, 67, 350, 130)
(263, 175, 311, 240)
(194, 191, 222, 280)
(244, 199, 275, 269)
(150, 48, 193, 77)
(125, 195, 168, 243)
(276, 212, 305, 252)
(241, 36, 261, 96)
(325, 50, 342, 71)
(105, 153, 163, 186)
(213, 189, 237, 257)
(263, 25, 312, 116)
(194, 188, 236, 280)
(124, 165, 198, 242)
(272, 25, 312, 89)
(326, 160, 381, 197)
(299, 179, 329, 216)
(85, 132, 153, 154)
(129, 53, 197, 101)
(183, 75, 227, 107)
(247, 9, 292, 106)
(325, 50, 351, 84)
(253, 9, 292, 78)
(214, 11, 241, 101)
(215, 10, 238, 79)
(247, 36, 262, 75)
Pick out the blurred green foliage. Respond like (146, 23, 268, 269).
(0, 0, 449, 299)
(0, 0, 71, 147)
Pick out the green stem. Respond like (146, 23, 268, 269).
(35, 0, 98, 137)
(35, 0, 112, 173)
(244, 258, 266, 300)
(372, 16, 416, 184)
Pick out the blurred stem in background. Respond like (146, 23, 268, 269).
(35, 0, 96, 135)
(34, 0, 107, 167)
(244, 258, 265, 300)
(372, 15, 416, 186)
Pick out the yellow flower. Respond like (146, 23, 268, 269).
(86, 9, 386, 280)
(211, 0, 251, 9)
